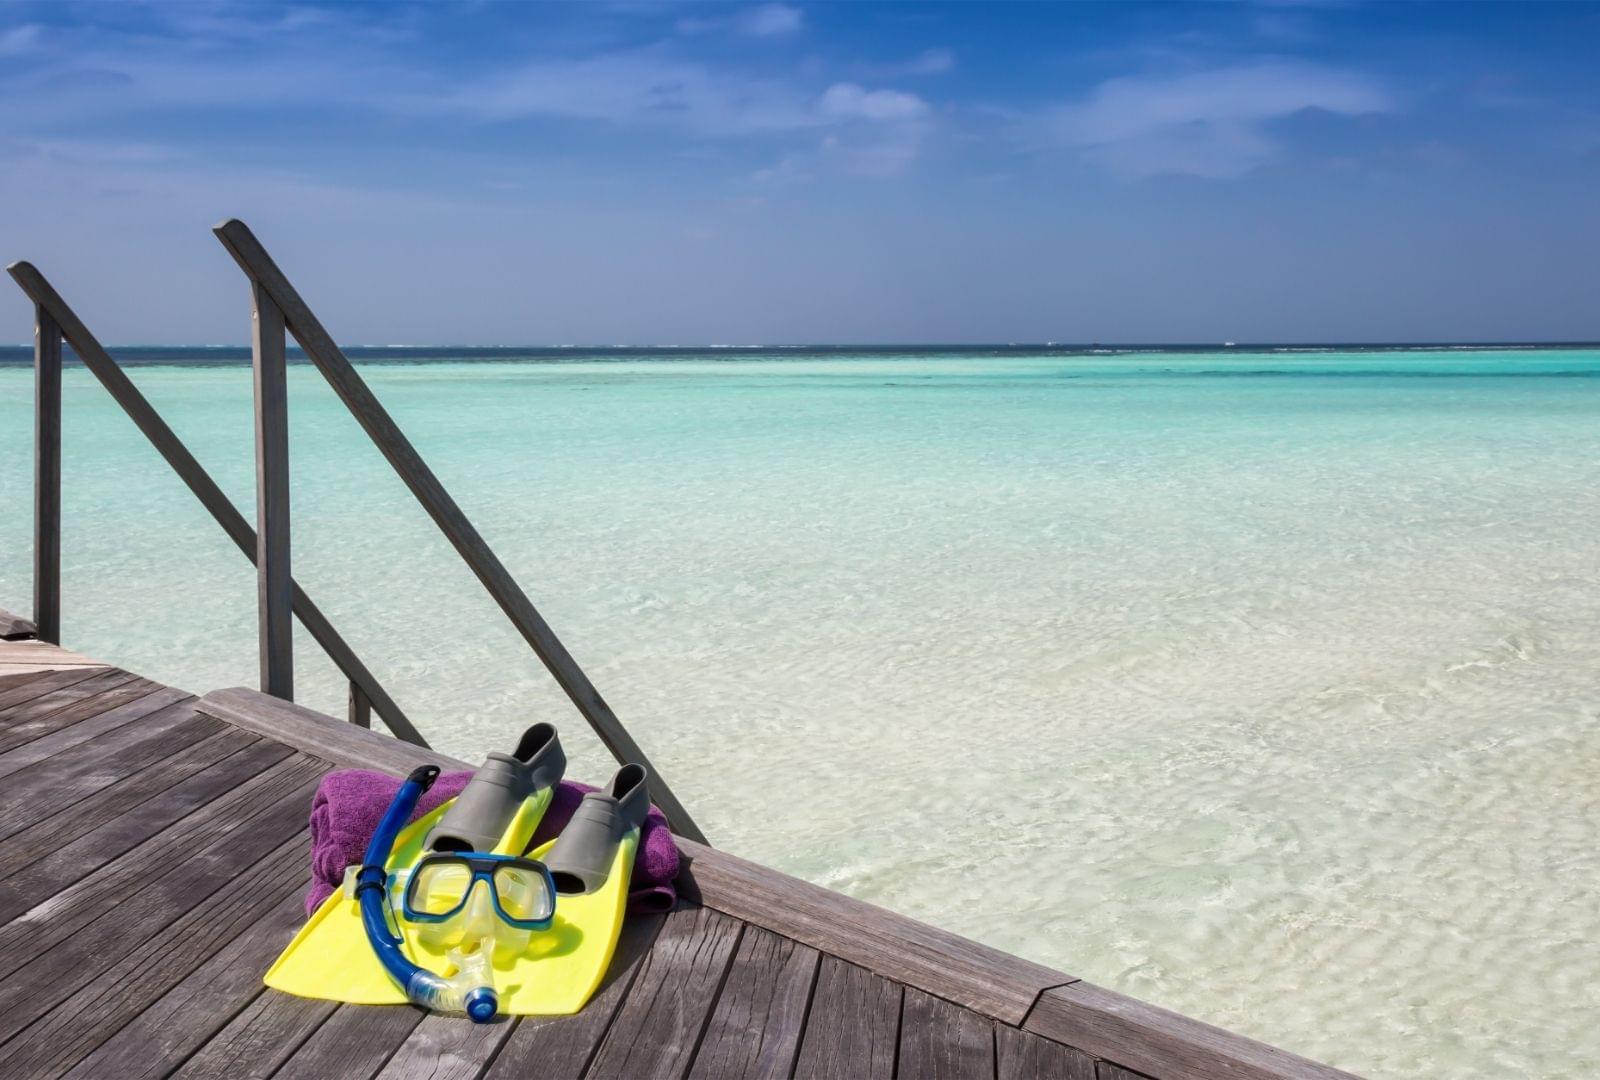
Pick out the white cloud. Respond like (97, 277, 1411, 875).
(818, 83, 929, 122)
(1048, 61, 1391, 178)
(677, 4, 804, 40)
(0, 24, 42, 56)
(875, 48, 955, 77)
(440, 52, 821, 136)
(738, 4, 804, 38)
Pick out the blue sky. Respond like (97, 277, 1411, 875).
(1, 1, 1597, 344)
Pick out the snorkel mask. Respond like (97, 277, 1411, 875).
(403, 853, 557, 933)
(357, 766, 533, 1023)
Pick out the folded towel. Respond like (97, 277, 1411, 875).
(305, 768, 681, 917)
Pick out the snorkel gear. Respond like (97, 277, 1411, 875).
(403, 853, 557, 931)
(544, 763, 651, 895)
(355, 765, 498, 1023)
(426, 722, 565, 853)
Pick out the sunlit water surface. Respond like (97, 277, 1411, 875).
(3, 347, 1598, 1077)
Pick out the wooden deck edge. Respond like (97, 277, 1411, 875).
(192, 687, 1353, 1078)
(192, 686, 1070, 1024)
(196, 686, 471, 773)
(1024, 981, 1360, 1080)
(0, 637, 110, 672)
(676, 838, 1074, 1025)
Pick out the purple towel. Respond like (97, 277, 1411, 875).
(305, 768, 681, 917)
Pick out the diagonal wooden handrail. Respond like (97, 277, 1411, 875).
(213, 218, 708, 844)
(5, 260, 429, 748)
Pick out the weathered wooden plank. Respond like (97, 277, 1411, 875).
(0, 664, 104, 711)
(371, 1010, 513, 1080)
(0, 773, 321, 1043)
(63, 889, 309, 1079)
(1024, 983, 1357, 1080)
(170, 985, 337, 1079)
(0, 753, 324, 980)
(273, 1002, 425, 1080)
(0, 672, 46, 696)
(1097, 1063, 1157, 1080)
(200, 686, 465, 774)
(0, 608, 38, 641)
(680, 840, 1072, 1025)
(33, 302, 61, 644)
(0, 703, 221, 841)
(688, 924, 820, 1080)
(481, 910, 666, 1079)
(0, 683, 192, 782)
(0, 843, 309, 1076)
(0, 734, 288, 901)
(6, 260, 427, 746)
(252, 280, 294, 700)
(0, 664, 137, 717)
(587, 906, 744, 1080)
(792, 957, 902, 1080)
(996, 1022, 1096, 1080)
(898, 987, 996, 1080)
(0, 638, 105, 665)
(0, 668, 146, 754)
(212, 219, 703, 839)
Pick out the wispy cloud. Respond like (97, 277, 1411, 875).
(677, 3, 804, 40)
(818, 83, 929, 123)
(0, 23, 42, 56)
(867, 47, 956, 78)
(1046, 60, 1392, 178)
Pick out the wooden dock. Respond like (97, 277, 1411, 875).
(0, 635, 1353, 1079)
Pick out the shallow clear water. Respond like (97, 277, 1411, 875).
(3, 347, 1599, 1077)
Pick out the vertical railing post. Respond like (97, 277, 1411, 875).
(33, 304, 61, 644)
(252, 282, 293, 699)
(348, 680, 372, 728)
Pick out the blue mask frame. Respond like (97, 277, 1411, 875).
(401, 852, 558, 931)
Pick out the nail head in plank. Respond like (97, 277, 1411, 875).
(1024, 982, 1358, 1080)
(792, 957, 903, 1080)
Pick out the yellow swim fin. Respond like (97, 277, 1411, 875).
(265, 761, 650, 1017)
(264, 787, 555, 1005)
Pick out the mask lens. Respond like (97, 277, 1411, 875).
(494, 863, 554, 922)
(409, 860, 473, 917)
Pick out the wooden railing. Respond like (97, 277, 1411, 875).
(6, 262, 427, 747)
(5, 224, 706, 843)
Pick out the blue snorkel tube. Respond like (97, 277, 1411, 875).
(355, 765, 499, 1023)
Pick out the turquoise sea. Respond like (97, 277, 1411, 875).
(3, 345, 1600, 1077)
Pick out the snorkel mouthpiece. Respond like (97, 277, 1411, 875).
(358, 764, 500, 1023)
(465, 987, 498, 1023)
